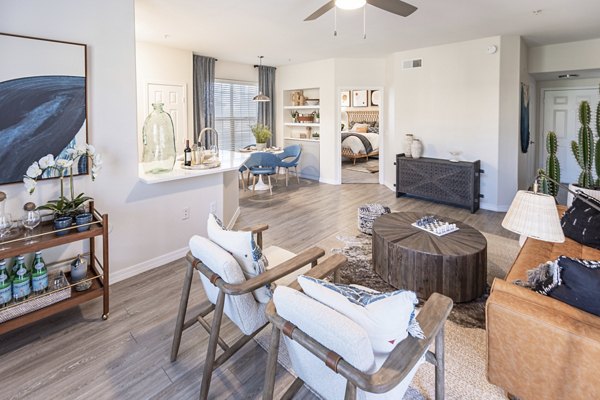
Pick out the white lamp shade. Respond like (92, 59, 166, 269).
(336, 0, 367, 10)
(502, 190, 565, 243)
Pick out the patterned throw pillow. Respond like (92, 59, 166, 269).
(561, 193, 600, 250)
(298, 275, 424, 357)
(526, 256, 600, 316)
(206, 213, 271, 303)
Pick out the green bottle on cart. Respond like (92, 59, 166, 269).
(0, 259, 11, 307)
(30, 251, 48, 295)
(12, 255, 30, 302)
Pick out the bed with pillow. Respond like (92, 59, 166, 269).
(341, 110, 379, 165)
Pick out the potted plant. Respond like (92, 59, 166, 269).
(539, 131, 560, 197)
(313, 111, 320, 123)
(290, 110, 299, 123)
(568, 96, 600, 205)
(23, 144, 102, 230)
(250, 124, 272, 150)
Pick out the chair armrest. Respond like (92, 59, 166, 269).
(240, 224, 269, 248)
(192, 247, 325, 296)
(240, 224, 269, 234)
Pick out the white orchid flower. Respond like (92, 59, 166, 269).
(75, 144, 88, 156)
(23, 177, 37, 194)
(87, 144, 96, 155)
(92, 153, 103, 166)
(26, 162, 42, 178)
(55, 158, 74, 169)
(38, 154, 55, 169)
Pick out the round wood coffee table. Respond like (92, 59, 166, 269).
(372, 212, 487, 303)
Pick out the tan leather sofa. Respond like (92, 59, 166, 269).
(486, 207, 600, 400)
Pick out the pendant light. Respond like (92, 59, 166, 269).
(253, 56, 271, 102)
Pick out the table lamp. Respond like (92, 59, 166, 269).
(502, 171, 600, 245)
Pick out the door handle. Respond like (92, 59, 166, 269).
(529, 140, 535, 145)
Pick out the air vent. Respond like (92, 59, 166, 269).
(402, 59, 422, 69)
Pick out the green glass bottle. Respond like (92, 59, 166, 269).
(12, 255, 30, 302)
(0, 259, 11, 307)
(30, 251, 48, 295)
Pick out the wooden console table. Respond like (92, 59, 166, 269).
(0, 202, 109, 334)
(395, 154, 481, 213)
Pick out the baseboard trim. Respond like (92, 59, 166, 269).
(227, 207, 241, 229)
(111, 247, 188, 284)
(319, 177, 339, 185)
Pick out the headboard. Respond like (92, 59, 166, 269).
(346, 110, 379, 125)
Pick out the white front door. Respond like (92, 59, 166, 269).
(147, 83, 187, 153)
(543, 88, 599, 183)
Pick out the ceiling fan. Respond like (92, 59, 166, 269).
(305, 0, 417, 21)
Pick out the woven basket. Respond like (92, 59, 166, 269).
(358, 204, 391, 235)
(0, 286, 71, 323)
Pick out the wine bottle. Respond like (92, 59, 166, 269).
(12, 255, 30, 302)
(30, 251, 48, 295)
(0, 259, 11, 307)
(184, 139, 192, 166)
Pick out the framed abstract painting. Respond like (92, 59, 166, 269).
(0, 33, 88, 185)
(352, 90, 367, 107)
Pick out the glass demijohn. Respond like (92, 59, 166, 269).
(0, 192, 13, 239)
(141, 103, 177, 174)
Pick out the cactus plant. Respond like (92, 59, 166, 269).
(541, 131, 560, 196)
(571, 101, 596, 188)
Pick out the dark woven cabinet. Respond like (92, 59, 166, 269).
(395, 154, 481, 213)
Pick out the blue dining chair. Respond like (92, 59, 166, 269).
(276, 145, 302, 186)
(238, 144, 257, 190)
(248, 152, 280, 195)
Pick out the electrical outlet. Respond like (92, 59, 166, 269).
(209, 202, 217, 214)
(182, 207, 190, 220)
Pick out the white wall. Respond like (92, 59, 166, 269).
(385, 37, 505, 210)
(497, 35, 521, 209)
(1, 0, 227, 283)
(136, 41, 193, 154)
(529, 38, 600, 74)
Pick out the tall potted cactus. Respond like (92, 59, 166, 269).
(540, 131, 560, 197)
(569, 88, 600, 204)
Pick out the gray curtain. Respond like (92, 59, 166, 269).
(193, 55, 216, 144)
(257, 65, 276, 146)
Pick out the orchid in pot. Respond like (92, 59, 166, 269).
(23, 144, 102, 222)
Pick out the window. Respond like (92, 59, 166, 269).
(214, 80, 258, 151)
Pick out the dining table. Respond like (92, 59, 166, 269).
(237, 147, 284, 191)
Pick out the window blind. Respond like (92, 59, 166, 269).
(214, 80, 258, 151)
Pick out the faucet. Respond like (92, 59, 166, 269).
(199, 127, 219, 157)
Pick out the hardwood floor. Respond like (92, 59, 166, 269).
(0, 180, 515, 399)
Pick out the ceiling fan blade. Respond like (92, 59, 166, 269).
(367, 0, 417, 17)
(304, 1, 335, 21)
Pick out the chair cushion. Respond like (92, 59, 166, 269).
(250, 166, 276, 175)
(206, 213, 272, 303)
(263, 246, 311, 287)
(298, 276, 423, 357)
(188, 235, 267, 335)
(273, 286, 376, 399)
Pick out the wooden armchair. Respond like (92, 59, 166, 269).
(262, 275, 453, 400)
(170, 224, 346, 400)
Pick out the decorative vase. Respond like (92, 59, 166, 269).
(141, 103, 176, 174)
(70, 255, 88, 282)
(256, 142, 266, 151)
(53, 216, 73, 236)
(404, 134, 414, 157)
(411, 139, 423, 159)
(75, 212, 93, 232)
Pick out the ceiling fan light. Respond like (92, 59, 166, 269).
(335, 0, 366, 10)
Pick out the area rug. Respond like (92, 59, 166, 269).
(345, 159, 379, 174)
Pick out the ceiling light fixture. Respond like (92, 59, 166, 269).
(336, 0, 366, 10)
(558, 73, 579, 79)
(253, 56, 271, 102)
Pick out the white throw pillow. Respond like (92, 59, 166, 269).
(206, 213, 271, 303)
(298, 275, 424, 357)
